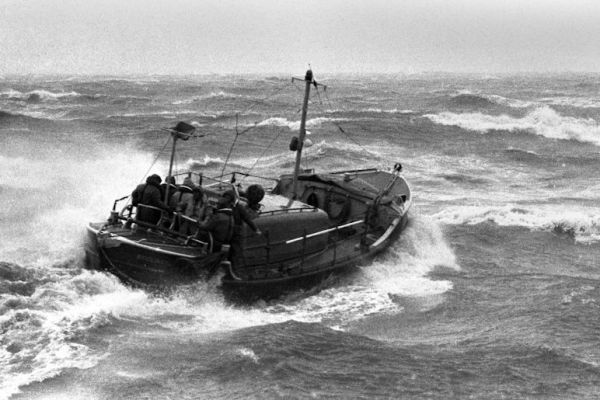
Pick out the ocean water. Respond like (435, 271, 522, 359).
(1, 72, 599, 399)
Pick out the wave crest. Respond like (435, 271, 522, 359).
(433, 204, 600, 243)
(254, 117, 346, 131)
(1, 89, 81, 102)
(424, 107, 600, 146)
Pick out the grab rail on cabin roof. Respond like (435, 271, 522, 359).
(202, 171, 279, 188)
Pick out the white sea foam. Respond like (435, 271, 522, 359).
(254, 117, 346, 131)
(255, 215, 458, 329)
(540, 96, 600, 109)
(364, 108, 415, 114)
(8, 109, 71, 121)
(424, 107, 600, 146)
(433, 204, 600, 243)
(0, 271, 131, 399)
(1, 89, 80, 101)
(236, 348, 260, 363)
(359, 216, 458, 294)
(120, 109, 200, 118)
(0, 150, 163, 264)
(453, 90, 535, 108)
(0, 141, 454, 395)
(485, 94, 535, 108)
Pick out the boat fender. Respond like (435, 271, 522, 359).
(221, 260, 242, 281)
(289, 136, 299, 151)
(325, 192, 351, 223)
(175, 258, 197, 277)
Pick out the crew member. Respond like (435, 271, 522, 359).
(197, 197, 234, 252)
(169, 176, 195, 233)
(222, 190, 261, 265)
(131, 174, 169, 225)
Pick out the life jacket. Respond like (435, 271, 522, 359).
(170, 185, 193, 213)
(212, 208, 234, 244)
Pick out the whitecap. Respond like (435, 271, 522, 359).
(424, 107, 600, 146)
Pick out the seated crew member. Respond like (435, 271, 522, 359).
(169, 176, 195, 233)
(131, 174, 169, 225)
(160, 175, 177, 203)
(197, 197, 234, 252)
(180, 185, 209, 236)
(191, 186, 209, 223)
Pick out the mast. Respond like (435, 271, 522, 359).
(164, 134, 178, 203)
(163, 121, 196, 203)
(288, 69, 313, 207)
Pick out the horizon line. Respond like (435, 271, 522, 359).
(3, 70, 600, 78)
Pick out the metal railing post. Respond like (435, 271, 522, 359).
(301, 228, 307, 267)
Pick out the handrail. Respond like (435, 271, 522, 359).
(285, 219, 363, 244)
(120, 205, 210, 249)
(203, 171, 278, 186)
(230, 171, 280, 183)
(112, 195, 129, 211)
(136, 203, 165, 213)
(113, 214, 209, 247)
(242, 218, 364, 252)
(330, 168, 379, 175)
(258, 207, 319, 217)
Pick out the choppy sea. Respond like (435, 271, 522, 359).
(1, 72, 600, 399)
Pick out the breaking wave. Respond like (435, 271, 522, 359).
(183, 155, 247, 172)
(0, 109, 70, 124)
(253, 117, 347, 131)
(171, 91, 242, 104)
(364, 108, 415, 114)
(448, 93, 498, 108)
(540, 96, 600, 109)
(503, 147, 541, 161)
(1, 89, 81, 102)
(433, 204, 600, 243)
(424, 107, 600, 146)
(0, 266, 131, 399)
(444, 91, 534, 109)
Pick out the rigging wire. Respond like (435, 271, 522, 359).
(219, 81, 301, 179)
(139, 134, 172, 184)
(219, 114, 242, 180)
(315, 84, 373, 155)
(240, 128, 285, 183)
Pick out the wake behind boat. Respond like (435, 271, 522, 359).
(84, 70, 412, 299)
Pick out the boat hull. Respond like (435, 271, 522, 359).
(84, 224, 223, 287)
(221, 212, 409, 300)
(84, 167, 411, 299)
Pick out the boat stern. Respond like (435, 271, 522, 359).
(83, 222, 105, 270)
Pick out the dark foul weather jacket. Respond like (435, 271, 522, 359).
(132, 177, 169, 225)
